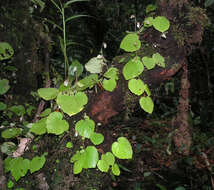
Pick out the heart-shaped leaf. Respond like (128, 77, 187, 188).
(1, 128, 22, 139)
(29, 155, 46, 173)
(139, 96, 154, 114)
(75, 118, 95, 138)
(104, 67, 119, 80)
(56, 92, 88, 116)
(152, 53, 165, 68)
(142, 56, 156, 70)
(122, 57, 144, 80)
(112, 137, 133, 159)
(153, 16, 170, 33)
(97, 159, 109, 172)
(120, 33, 141, 52)
(102, 78, 117, 92)
(0, 42, 14, 60)
(46, 112, 69, 135)
(90, 132, 104, 145)
(128, 79, 145, 96)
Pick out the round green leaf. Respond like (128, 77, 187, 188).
(153, 16, 170, 33)
(104, 67, 119, 80)
(30, 118, 47, 135)
(0, 102, 7, 111)
(90, 132, 104, 145)
(112, 163, 120, 176)
(0, 79, 10, 95)
(152, 53, 165, 68)
(139, 96, 154, 114)
(46, 112, 69, 135)
(0, 42, 14, 60)
(146, 4, 157, 13)
(75, 118, 95, 138)
(128, 79, 145, 96)
(144, 17, 154, 27)
(85, 56, 104, 74)
(1, 128, 22, 139)
(38, 88, 59, 100)
(7, 180, 14, 188)
(120, 33, 141, 52)
(40, 108, 51, 117)
(102, 152, 115, 166)
(56, 92, 88, 116)
(1, 142, 16, 156)
(83, 146, 99, 169)
(112, 137, 133, 159)
(142, 56, 156, 70)
(102, 78, 117, 92)
(122, 57, 144, 80)
(66, 142, 73, 148)
(97, 159, 109, 172)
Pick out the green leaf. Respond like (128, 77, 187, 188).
(139, 96, 154, 114)
(1, 128, 22, 139)
(112, 163, 120, 176)
(56, 92, 88, 116)
(146, 4, 157, 13)
(156, 184, 167, 190)
(0, 42, 14, 60)
(112, 137, 133, 159)
(8, 105, 25, 116)
(9, 157, 30, 181)
(1, 142, 16, 156)
(102, 152, 115, 166)
(26, 105, 35, 116)
(97, 159, 109, 172)
(75, 118, 95, 138)
(128, 79, 145, 96)
(0, 79, 10, 95)
(7, 180, 14, 188)
(102, 78, 117, 92)
(90, 132, 104, 145)
(0, 102, 7, 111)
(83, 146, 99, 168)
(104, 67, 119, 80)
(144, 17, 154, 27)
(73, 159, 83, 174)
(68, 59, 83, 78)
(29, 155, 46, 173)
(144, 84, 151, 96)
(46, 112, 69, 135)
(66, 142, 73, 148)
(40, 108, 51, 117)
(142, 56, 156, 70)
(65, 14, 88, 23)
(64, 0, 88, 8)
(38, 88, 59, 100)
(76, 74, 98, 91)
(120, 33, 141, 52)
(152, 53, 165, 68)
(122, 57, 144, 80)
(153, 16, 170, 33)
(85, 56, 105, 74)
(30, 118, 47, 135)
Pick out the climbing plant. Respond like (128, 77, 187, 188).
(1, 3, 171, 185)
